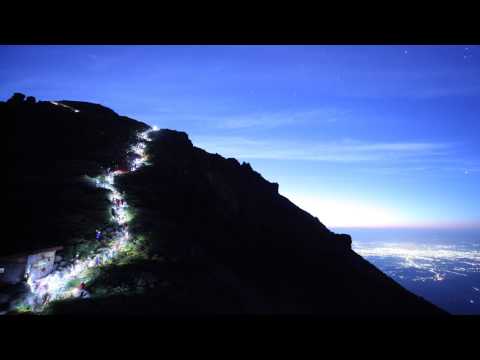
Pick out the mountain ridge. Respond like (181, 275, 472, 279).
(2, 93, 447, 316)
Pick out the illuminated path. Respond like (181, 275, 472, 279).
(15, 127, 157, 313)
(50, 101, 80, 113)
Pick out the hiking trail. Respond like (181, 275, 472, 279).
(14, 127, 157, 313)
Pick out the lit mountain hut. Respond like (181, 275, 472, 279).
(0, 246, 63, 286)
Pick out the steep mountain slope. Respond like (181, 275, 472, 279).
(107, 129, 446, 316)
(3, 93, 149, 256)
(3, 93, 447, 316)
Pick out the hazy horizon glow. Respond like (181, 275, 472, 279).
(1, 45, 479, 228)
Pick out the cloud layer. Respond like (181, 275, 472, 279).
(192, 136, 454, 163)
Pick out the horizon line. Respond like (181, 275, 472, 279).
(331, 223, 480, 230)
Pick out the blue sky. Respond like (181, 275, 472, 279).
(2, 45, 479, 228)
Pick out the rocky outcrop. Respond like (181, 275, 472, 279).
(6, 92, 26, 104)
(25, 96, 37, 105)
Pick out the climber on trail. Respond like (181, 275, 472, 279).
(42, 293, 50, 305)
(96, 229, 102, 240)
(78, 282, 90, 298)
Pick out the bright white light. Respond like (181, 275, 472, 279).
(153, 125, 158, 131)
(105, 174, 114, 185)
(138, 130, 154, 142)
(50, 101, 80, 113)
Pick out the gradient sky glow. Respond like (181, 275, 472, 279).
(2, 45, 479, 228)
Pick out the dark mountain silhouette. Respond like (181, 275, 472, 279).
(4, 93, 148, 256)
(3, 93, 447, 316)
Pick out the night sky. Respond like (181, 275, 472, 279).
(2, 45, 479, 228)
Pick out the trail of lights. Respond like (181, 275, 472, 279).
(50, 101, 80, 113)
(14, 128, 156, 313)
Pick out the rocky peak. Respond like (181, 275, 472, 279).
(6, 92, 26, 104)
(155, 129, 193, 148)
(6, 93, 37, 105)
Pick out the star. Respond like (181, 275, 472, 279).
(404, 50, 408, 55)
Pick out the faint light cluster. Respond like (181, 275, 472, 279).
(354, 243, 480, 262)
(354, 242, 480, 283)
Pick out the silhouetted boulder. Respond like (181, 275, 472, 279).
(6, 92, 26, 104)
(154, 128, 193, 149)
(241, 162, 253, 171)
(25, 96, 36, 105)
(335, 233, 352, 249)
